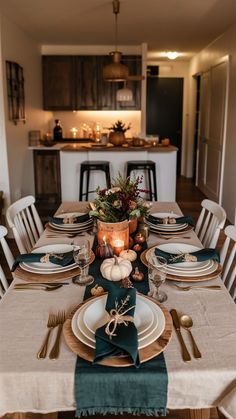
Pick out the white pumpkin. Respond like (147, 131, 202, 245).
(100, 255, 132, 281)
(119, 249, 137, 262)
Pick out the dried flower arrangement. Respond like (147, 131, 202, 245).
(89, 175, 151, 222)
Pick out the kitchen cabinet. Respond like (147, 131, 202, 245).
(42, 55, 141, 110)
(33, 150, 61, 209)
(42, 56, 75, 110)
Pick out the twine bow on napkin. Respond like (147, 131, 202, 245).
(105, 296, 135, 339)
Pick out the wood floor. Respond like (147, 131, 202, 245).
(0, 177, 224, 419)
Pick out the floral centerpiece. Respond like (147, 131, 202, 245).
(89, 175, 150, 222)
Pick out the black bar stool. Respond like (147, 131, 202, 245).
(126, 160, 158, 201)
(79, 161, 111, 201)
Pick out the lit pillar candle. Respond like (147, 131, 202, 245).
(71, 127, 78, 139)
(113, 239, 125, 256)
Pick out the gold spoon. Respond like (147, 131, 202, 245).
(179, 315, 202, 359)
(13, 284, 63, 292)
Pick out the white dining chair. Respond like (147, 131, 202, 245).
(220, 225, 236, 301)
(195, 199, 226, 248)
(0, 225, 14, 298)
(6, 195, 43, 253)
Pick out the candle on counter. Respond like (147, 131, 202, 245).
(70, 127, 78, 139)
(113, 239, 125, 256)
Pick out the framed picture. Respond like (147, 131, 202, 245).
(6, 60, 26, 125)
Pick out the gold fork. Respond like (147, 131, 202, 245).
(173, 284, 222, 291)
(49, 311, 66, 360)
(37, 314, 57, 359)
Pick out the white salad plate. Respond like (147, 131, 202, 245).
(71, 294, 165, 351)
(49, 222, 93, 232)
(20, 261, 77, 274)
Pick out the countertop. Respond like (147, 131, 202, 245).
(29, 142, 178, 152)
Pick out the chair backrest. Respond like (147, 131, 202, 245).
(0, 225, 14, 299)
(195, 199, 226, 248)
(6, 195, 43, 254)
(220, 225, 236, 301)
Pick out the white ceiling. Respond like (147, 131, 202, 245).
(1, 0, 236, 59)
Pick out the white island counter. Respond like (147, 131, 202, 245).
(60, 144, 178, 201)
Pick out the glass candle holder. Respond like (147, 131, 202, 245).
(97, 220, 129, 255)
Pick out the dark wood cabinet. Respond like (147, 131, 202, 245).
(42, 55, 141, 110)
(33, 150, 61, 206)
(42, 56, 75, 110)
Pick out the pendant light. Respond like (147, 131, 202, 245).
(103, 0, 129, 82)
(116, 82, 133, 102)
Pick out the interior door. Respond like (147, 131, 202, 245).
(197, 61, 228, 202)
(146, 77, 183, 174)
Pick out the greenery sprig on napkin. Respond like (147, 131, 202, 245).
(12, 251, 74, 271)
(148, 214, 195, 226)
(94, 283, 140, 367)
(155, 247, 220, 264)
(48, 213, 90, 225)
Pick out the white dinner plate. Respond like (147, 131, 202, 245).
(71, 294, 165, 350)
(29, 244, 74, 269)
(49, 222, 93, 232)
(20, 261, 77, 274)
(82, 294, 154, 336)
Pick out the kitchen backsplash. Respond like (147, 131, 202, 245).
(46, 110, 141, 139)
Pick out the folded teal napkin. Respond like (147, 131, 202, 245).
(155, 247, 220, 264)
(12, 251, 74, 271)
(148, 214, 195, 226)
(94, 283, 140, 367)
(48, 213, 90, 225)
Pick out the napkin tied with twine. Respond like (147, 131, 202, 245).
(12, 251, 74, 271)
(48, 213, 90, 225)
(94, 284, 140, 367)
(148, 214, 195, 226)
(155, 247, 220, 264)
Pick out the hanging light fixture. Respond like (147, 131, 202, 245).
(116, 82, 133, 102)
(103, 0, 129, 82)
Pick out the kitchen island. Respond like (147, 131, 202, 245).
(30, 142, 178, 202)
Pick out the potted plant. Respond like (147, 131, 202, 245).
(108, 120, 131, 146)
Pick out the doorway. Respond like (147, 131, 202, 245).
(146, 74, 184, 174)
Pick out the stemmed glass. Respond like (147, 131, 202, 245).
(148, 254, 168, 302)
(73, 240, 94, 286)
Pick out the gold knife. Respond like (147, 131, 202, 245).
(170, 309, 191, 362)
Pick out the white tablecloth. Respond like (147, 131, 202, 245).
(0, 202, 236, 418)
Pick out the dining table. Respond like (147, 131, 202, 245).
(0, 201, 236, 419)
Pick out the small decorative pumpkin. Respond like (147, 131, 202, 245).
(91, 284, 105, 296)
(131, 267, 144, 282)
(133, 243, 142, 252)
(119, 249, 137, 262)
(100, 255, 132, 282)
(96, 242, 113, 259)
(134, 232, 146, 244)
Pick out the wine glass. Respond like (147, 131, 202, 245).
(148, 254, 167, 302)
(73, 240, 94, 286)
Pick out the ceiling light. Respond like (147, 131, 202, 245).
(116, 83, 133, 101)
(103, 0, 129, 82)
(166, 51, 179, 60)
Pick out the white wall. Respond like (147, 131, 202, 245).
(0, 14, 52, 203)
(189, 23, 236, 223)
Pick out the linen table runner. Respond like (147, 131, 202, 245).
(74, 244, 168, 417)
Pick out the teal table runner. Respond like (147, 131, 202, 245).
(74, 243, 168, 417)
